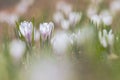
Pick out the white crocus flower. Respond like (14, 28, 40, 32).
(90, 14, 101, 27)
(9, 39, 26, 62)
(57, 1, 72, 16)
(98, 29, 114, 48)
(53, 11, 64, 24)
(39, 22, 54, 41)
(69, 12, 82, 26)
(100, 10, 113, 26)
(87, 5, 98, 18)
(19, 21, 33, 42)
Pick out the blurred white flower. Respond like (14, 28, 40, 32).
(89, 10, 112, 26)
(68, 12, 82, 26)
(51, 31, 70, 55)
(57, 1, 72, 16)
(98, 29, 114, 48)
(110, 0, 120, 16)
(0, 0, 34, 26)
(90, 14, 101, 27)
(9, 39, 26, 62)
(53, 1, 81, 30)
(53, 11, 64, 24)
(19, 21, 33, 42)
(100, 10, 113, 26)
(15, 0, 34, 15)
(8, 14, 19, 25)
(39, 22, 54, 41)
(61, 20, 70, 30)
(0, 12, 19, 25)
(87, 5, 98, 18)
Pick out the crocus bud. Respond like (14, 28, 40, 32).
(39, 22, 54, 41)
(19, 21, 33, 43)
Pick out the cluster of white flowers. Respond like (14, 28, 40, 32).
(87, 0, 113, 27)
(53, 1, 82, 30)
(89, 10, 113, 27)
(86, 0, 116, 50)
(19, 21, 54, 43)
(90, 10, 113, 26)
(50, 27, 94, 55)
(98, 29, 114, 48)
(87, 1, 116, 58)
(88, 0, 120, 27)
(11, 0, 117, 62)
(50, 26, 95, 56)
